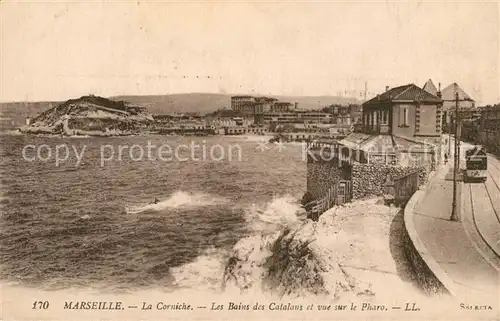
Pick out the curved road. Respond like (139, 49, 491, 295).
(411, 138, 499, 301)
(466, 155, 500, 265)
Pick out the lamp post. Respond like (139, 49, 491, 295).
(450, 92, 460, 222)
(448, 118, 452, 158)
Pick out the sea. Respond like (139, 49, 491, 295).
(0, 133, 307, 293)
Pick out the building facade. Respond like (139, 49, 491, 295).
(440, 83, 475, 130)
(231, 96, 256, 114)
(263, 111, 332, 124)
(341, 83, 443, 167)
(271, 102, 293, 112)
(331, 105, 352, 125)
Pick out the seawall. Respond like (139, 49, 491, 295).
(351, 164, 428, 200)
(306, 152, 350, 200)
(402, 174, 457, 296)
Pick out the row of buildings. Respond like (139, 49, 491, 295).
(148, 96, 364, 136)
(230, 95, 361, 126)
(304, 79, 482, 219)
(312, 79, 477, 169)
(149, 80, 478, 143)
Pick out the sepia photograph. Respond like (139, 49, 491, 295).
(0, 1, 499, 320)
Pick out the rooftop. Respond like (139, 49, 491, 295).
(441, 83, 474, 102)
(423, 79, 438, 96)
(364, 84, 442, 106)
(340, 133, 434, 152)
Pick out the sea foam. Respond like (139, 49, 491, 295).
(169, 195, 304, 292)
(124, 190, 228, 214)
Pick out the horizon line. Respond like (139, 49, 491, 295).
(0, 92, 364, 105)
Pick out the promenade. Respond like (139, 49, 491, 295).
(411, 142, 500, 302)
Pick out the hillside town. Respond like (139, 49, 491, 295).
(17, 80, 499, 157)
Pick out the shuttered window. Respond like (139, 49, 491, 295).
(399, 106, 408, 126)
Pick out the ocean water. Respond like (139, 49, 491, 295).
(0, 134, 306, 292)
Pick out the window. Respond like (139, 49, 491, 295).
(399, 106, 409, 127)
(381, 110, 388, 125)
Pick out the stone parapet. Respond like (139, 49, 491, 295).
(403, 189, 457, 296)
(351, 163, 428, 200)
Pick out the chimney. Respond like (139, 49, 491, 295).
(437, 82, 442, 98)
(385, 86, 389, 92)
(294, 102, 298, 110)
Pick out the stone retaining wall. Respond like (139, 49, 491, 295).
(306, 153, 351, 200)
(351, 164, 428, 200)
(401, 218, 451, 296)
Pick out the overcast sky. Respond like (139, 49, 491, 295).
(1, 1, 498, 104)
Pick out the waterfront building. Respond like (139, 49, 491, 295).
(263, 110, 332, 124)
(297, 111, 332, 123)
(205, 109, 252, 127)
(331, 105, 351, 125)
(322, 104, 361, 126)
(271, 102, 293, 112)
(253, 97, 277, 124)
(340, 83, 443, 167)
(231, 96, 256, 114)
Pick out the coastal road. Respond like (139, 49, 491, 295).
(463, 154, 500, 271)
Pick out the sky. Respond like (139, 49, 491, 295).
(1, 1, 499, 105)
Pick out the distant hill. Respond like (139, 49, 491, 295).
(0, 93, 360, 129)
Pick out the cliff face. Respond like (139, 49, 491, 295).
(264, 225, 363, 299)
(222, 206, 374, 300)
(20, 95, 153, 136)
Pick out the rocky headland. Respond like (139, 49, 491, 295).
(19, 95, 154, 136)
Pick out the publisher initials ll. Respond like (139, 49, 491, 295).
(404, 303, 420, 311)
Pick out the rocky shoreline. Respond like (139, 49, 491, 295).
(222, 198, 426, 301)
(18, 95, 154, 137)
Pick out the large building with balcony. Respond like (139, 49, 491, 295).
(231, 95, 281, 124)
(231, 96, 256, 114)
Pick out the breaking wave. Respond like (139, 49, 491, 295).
(244, 194, 305, 233)
(124, 190, 229, 214)
(170, 246, 229, 292)
(169, 195, 305, 292)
